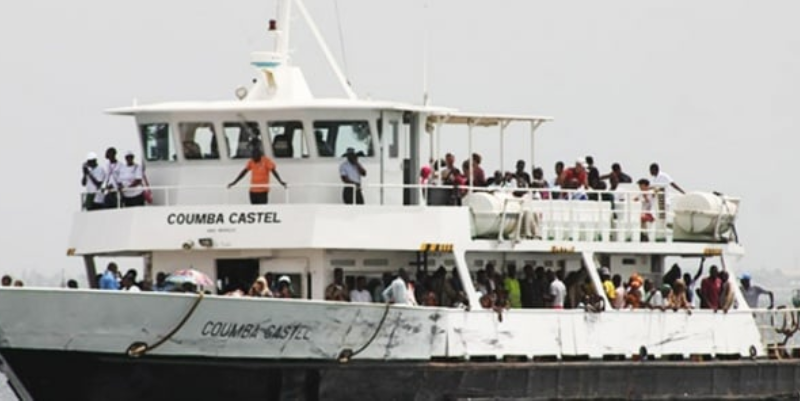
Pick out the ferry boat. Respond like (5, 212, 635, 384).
(0, 0, 797, 400)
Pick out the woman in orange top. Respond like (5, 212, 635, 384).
(228, 148, 287, 204)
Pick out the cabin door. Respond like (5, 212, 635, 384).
(380, 111, 407, 206)
(260, 257, 310, 299)
(216, 259, 260, 295)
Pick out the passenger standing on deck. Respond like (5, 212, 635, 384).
(118, 151, 145, 207)
(350, 276, 372, 303)
(99, 263, 120, 290)
(228, 148, 287, 205)
(683, 258, 705, 308)
(668, 279, 692, 314)
(248, 277, 273, 297)
(325, 268, 350, 302)
(740, 273, 774, 309)
(276, 276, 293, 298)
(81, 152, 106, 211)
(121, 273, 141, 292)
(649, 163, 685, 212)
(340, 147, 366, 205)
(382, 268, 416, 306)
(504, 264, 522, 309)
(600, 267, 616, 302)
(600, 163, 632, 191)
(719, 271, 735, 313)
(520, 265, 537, 308)
(699, 265, 722, 310)
(470, 153, 487, 188)
(103, 147, 122, 209)
(549, 270, 567, 309)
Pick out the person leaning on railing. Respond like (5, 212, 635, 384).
(740, 273, 774, 309)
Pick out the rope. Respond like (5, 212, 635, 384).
(126, 292, 205, 358)
(338, 303, 392, 363)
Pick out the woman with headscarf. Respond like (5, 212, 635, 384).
(625, 274, 644, 309)
(248, 277, 273, 298)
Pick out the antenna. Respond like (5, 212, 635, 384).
(422, 1, 430, 106)
(294, 0, 357, 99)
(333, 0, 351, 85)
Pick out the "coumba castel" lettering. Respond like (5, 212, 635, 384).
(167, 212, 281, 225)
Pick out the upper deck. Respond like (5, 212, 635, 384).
(71, 0, 742, 258)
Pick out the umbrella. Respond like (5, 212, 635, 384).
(165, 269, 215, 288)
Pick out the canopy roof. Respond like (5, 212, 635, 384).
(426, 112, 553, 127)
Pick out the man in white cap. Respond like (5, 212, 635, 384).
(103, 147, 122, 208)
(118, 150, 145, 207)
(276, 275, 293, 299)
(740, 273, 774, 309)
(81, 152, 106, 211)
(340, 147, 366, 205)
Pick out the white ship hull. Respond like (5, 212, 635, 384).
(0, 289, 763, 360)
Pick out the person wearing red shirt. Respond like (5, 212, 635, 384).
(699, 265, 722, 310)
(560, 159, 589, 191)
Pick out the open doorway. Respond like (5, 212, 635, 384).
(217, 259, 259, 295)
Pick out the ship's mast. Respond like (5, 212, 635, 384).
(253, 0, 356, 101)
(273, 0, 292, 65)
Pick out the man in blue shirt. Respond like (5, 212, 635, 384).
(99, 262, 120, 290)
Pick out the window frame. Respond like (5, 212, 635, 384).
(178, 122, 221, 161)
(139, 122, 177, 163)
(312, 120, 375, 159)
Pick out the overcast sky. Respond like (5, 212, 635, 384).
(0, 0, 798, 285)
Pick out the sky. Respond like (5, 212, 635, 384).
(0, 0, 798, 286)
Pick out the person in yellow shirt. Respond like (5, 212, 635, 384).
(600, 267, 616, 302)
(228, 148, 286, 204)
(504, 265, 522, 309)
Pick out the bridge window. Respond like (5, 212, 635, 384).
(313, 121, 374, 158)
(224, 122, 261, 159)
(179, 122, 220, 161)
(140, 123, 176, 162)
(268, 121, 308, 159)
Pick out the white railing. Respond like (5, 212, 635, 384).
(753, 307, 800, 352)
(80, 184, 698, 244)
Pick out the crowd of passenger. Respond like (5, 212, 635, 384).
(81, 147, 150, 210)
(313, 258, 775, 315)
(421, 153, 685, 207)
(11, 258, 774, 314)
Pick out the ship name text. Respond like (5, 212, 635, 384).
(200, 321, 311, 341)
(167, 212, 281, 226)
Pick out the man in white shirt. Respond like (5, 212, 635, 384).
(82, 152, 106, 211)
(382, 269, 415, 306)
(103, 147, 122, 209)
(548, 270, 567, 309)
(340, 148, 367, 205)
(350, 276, 373, 303)
(740, 273, 774, 309)
(118, 151, 145, 207)
(649, 163, 685, 211)
(121, 274, 141, 292)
